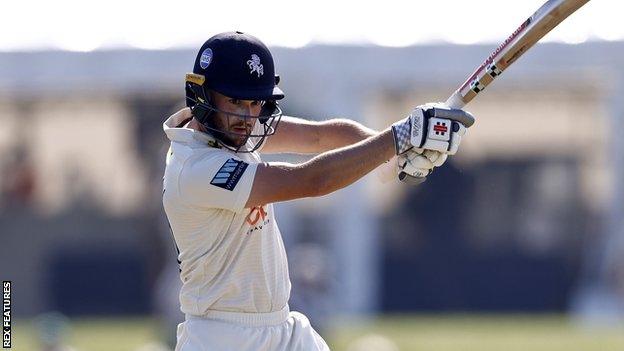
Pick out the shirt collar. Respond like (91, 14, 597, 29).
(163, 108, 220, 148)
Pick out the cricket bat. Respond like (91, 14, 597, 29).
(399, 0, 591, 183)
(445, 0, 591, 109)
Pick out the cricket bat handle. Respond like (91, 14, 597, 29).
(445, 91, 467, 110)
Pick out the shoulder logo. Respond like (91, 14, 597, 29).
(246, 54, 264, 77)
(199, 48, 213, 69)
(210, 158, 249, 191)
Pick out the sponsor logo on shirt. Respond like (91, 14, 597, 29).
(210, 158, 249, 191)
(246, 206, 267, 225)
(246, 205, 269, 235)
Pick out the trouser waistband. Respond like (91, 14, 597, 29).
(186, 305, 290, 327)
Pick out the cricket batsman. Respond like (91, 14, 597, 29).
(162, 31, 475, 351)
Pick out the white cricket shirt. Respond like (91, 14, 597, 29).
(162, 108, 291, 316)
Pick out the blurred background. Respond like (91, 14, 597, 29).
(1, 1, 623, 350)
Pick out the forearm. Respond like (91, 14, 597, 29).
(262, 116, 377, 154)
(303, 128, 395, 196)
(315, 118, 378, 152)
(247, 128, 395, 207)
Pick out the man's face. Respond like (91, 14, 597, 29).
(210, 90, 264, 147)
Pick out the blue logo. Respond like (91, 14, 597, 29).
(199, 48, 213, 69)
(210, 158, 249, 191)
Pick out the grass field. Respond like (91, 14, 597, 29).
(11, 314, 624, 351)
(328, 315, 624, 351)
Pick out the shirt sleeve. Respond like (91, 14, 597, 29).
(178, 152, 258, 212)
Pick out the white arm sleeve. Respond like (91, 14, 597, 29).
(179, 153, 258, 212)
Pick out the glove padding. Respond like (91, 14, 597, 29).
(397, 149, 447, 184)
(392, 103, 474, 156)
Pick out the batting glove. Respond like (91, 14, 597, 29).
(397, 149, 447, 184)
(391, 103, 475, 156)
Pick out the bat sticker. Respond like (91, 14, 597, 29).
(486, 63, 502, 77)
(470, 80, 486, 93)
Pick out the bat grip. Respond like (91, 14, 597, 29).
(445, 91, 466, 110)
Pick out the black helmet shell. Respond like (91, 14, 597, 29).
(192, 31, 284, 101)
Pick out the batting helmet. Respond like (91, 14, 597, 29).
(185, 31, 284, 152)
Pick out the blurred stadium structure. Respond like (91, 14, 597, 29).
(1, 41, 624, 346)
